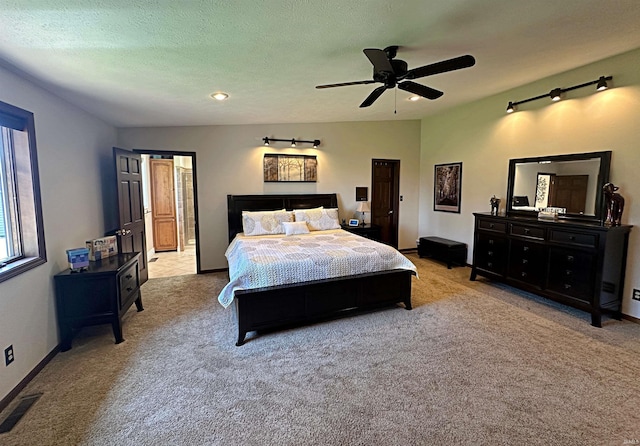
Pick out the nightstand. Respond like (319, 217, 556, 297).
(54, 252, 143, 351)
(341, 224, 382, 241)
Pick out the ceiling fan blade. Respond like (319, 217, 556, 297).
(363, 48, 394, 73)
(315, 80, 377, 89)
(398, 81, 443, 100)
(404, 55, 476, 80)
(360, 86, 388, 108)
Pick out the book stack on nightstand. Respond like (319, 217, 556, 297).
(340, 224, 382, 242)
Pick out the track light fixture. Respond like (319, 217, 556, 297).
(262, 137, 321, 148)
(505, 75, 612, 113)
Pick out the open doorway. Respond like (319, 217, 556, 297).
(139, 151, 198, 279)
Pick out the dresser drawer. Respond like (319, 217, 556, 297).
(507, 240, 546, 286)
(478, 219, 507, 233)
(474, 233, 508, 275)
(547, 248, 596, 301)
(119, 262, 140, 309)
(549, 230, 597, 248)
(510, 224, 545, 240)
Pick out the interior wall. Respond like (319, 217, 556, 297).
(419, 47, 640, 319)
(0, 65, 117, 402)
(118, 120, 422, 269)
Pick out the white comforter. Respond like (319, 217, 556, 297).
(218, 229, 417, 308)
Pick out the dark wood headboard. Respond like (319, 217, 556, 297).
(227, 193, 339, 242)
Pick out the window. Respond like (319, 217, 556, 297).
(0, 100, 46, 282)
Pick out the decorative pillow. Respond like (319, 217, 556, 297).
(283, 221, 310, 236)
(294, 207, 340, 231)
(242, 209, 293, 236)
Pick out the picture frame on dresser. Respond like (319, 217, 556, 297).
(434, 162, 462, 213)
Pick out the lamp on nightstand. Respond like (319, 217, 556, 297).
(356, 201, 371, 227)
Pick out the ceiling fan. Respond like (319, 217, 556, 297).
(315, 46, 476, 108)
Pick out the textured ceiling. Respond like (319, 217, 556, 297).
(1, 1, 640, 128)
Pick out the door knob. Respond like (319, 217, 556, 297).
(388, 210, 393, 215)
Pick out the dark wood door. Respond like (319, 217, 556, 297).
(114, 147, 148, 284)
(371, 159, 400, 247)
(550, 175, 589, 214)
(150, 159, 177, 251)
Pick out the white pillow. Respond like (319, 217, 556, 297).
(294, 207, 340, 231)
(283, 221, 310, 236)
(242, 209, 293, 236)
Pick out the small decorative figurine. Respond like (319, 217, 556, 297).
(603, 182, 624, 226)
(490, 195, 500, 216)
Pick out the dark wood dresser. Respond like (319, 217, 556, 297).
(470, 213, 631, 327)
(54, 252, 143, 350)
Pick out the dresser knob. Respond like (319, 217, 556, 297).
(522, 259, 528, 264)
(567, 255, 574, 262)
(565, 270, 572, 276)
(125, 274, 132, 279)
(488, 239, 494, 245)
(521, 272, 527, 277)
(488, 251, 493, 256)
(524, 228, 530, 235)
(569, 235, 575, 241)
(523, 246, 529, 252)
(126, 287, 133, 292)
(564, 283, 572, 289)
(489, 223, 494, 228)
(487, 262, 493, 268)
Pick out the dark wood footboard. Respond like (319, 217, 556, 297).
(234, 269, 413, 346)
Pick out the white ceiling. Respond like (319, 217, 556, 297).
(1, 1, 640, 128)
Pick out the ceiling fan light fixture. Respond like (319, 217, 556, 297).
(316, 46, 475, 108)
(408, 95, 420, 101)
(211, 92, 229, 101)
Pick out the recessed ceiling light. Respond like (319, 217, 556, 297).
(211, 92, 229, 101)
(408, 96, 420, 101)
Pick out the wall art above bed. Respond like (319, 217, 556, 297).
(263, 154, 317, 182)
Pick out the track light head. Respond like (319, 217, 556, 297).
(263, 137, 270, 146)
(596, 76, 609, 91)
(506, 102, 516, 114)
(291, 139, 296, 147)
(313, 140, 320, 148)
(550, 88, 562, 102)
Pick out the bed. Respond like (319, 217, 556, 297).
(221, 193, 416, 346)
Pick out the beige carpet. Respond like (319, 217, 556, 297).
(1, 254, 639, 446)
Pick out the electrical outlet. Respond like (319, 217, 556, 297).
(633, 289, 640, 301)
(4, 345, 14, 366)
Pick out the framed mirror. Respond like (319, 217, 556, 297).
(506, 151, 611, 222)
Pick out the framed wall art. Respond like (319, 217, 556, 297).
(434, 162, 462, 213)
(534, 173, 552, 209)
(263, 154, 317, 182)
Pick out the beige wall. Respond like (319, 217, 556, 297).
(118, 120, 422, 269)
(0, 66, 117, 401)
(419, 48, 640, 319)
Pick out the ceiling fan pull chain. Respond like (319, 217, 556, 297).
(394, 88, 397, 114)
